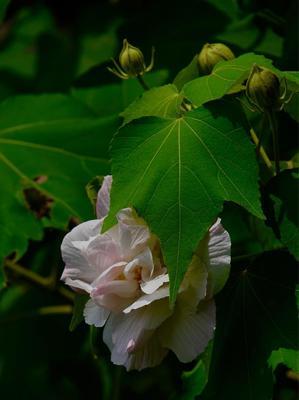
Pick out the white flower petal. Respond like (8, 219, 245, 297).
(96, 175, 112, 219)
(83, 299, 110, 327)
(61, 220, 102, 290)
(123, 287, 169, 313)
(124, 248, 154, 281)
(140, 273, 169, 295)
(207, 218, 231, 295)
(159, 300, 215, 363)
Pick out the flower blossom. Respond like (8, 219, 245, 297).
(61, 176, 231, 371)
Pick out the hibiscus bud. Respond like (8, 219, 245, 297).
(246, 64, 281, 112)
(119, 39, 146, 77)
(197, 43, 235, 74)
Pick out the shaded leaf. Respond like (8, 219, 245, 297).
(105, 100, 263, 301)
(0, 94, 110, 263)
(72, 70, 169, 117)
(265, 169, 299, 260)
(201, 251, 297, 400)
(0, 0, 10, 22)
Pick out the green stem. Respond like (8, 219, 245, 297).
(137, 75, 149, 91)
(4, 260, 74, 301)
(267, 109, 280, 175)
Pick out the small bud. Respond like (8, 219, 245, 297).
(108, 39, 155, 80)
(246, 64, 281, 112)
(197, 43, 235, 74)
(119, 39, 146, 77)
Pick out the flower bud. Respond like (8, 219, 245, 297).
(246, 65, 281, 112)
(119, 39, 146, 77)
(197, 43, 235, 74)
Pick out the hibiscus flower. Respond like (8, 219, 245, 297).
(61, 176, 231, 371)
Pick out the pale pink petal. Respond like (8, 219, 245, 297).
(116, 208, 150, 258)
(207, 218, 231, 295)
(92, 292, 134, 313)
(181, 255, 208, 309)
(96, 175, 112, 219)
(85, 225, 123, 275)
(104, 298, 171, 360)
(159, 300, 215, 363)
(61, 220, 102, 290)
(122, 333, 168, 371)
(123, 287, 169, 313)
(83, 299, 110, 327)
(92, 279, 139, 298)
(140, 273, 169, 294)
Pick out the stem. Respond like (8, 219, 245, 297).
(4, 260, 74, 301)
(111, 366, 123, 400)
(250, 128, 273, 171)
(267, 110, 280, 175)
(137, 75, 149, 91)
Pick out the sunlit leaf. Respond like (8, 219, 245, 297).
(121, 84, 183, 124)
(105, 100, 263, 301)
(268, 348, 299, 375)
(183, 53, 279, 107)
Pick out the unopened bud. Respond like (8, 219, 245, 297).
(197, 43, 235, 74)
(119, 39, 146, 77)
(246, 64, 281, 112)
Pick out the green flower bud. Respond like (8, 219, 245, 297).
(246, 65, 281, 112)
(119, 39, 146, 77)
(197, 43, 235, 74)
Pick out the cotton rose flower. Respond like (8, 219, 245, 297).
(61, 176, 231, 371)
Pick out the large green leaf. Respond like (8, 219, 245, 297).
(183, 53, 278, 107)
(201, 251, 297, 400)
(0, 94, 110, 263)
(121, 84, 183, 125)
(268, 348, 299, 375)
(105, 100, 263, 301)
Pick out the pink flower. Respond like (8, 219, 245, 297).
(61, 176, 231, 371)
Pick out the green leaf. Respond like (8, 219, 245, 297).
(179, 340, 213, 400)
(266, 169, 299, 261)
(0, 94, 110, 263)
(69, 294, 89, 332)
(105, 100, 263, 302)
(183, 53, 279, 107)
(173, 56, 199, 91)
(72, 70, 169, 117)
(268, 348, 299, 375)
(121, 84, 183, 125)
(201, 251, 297, 400)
